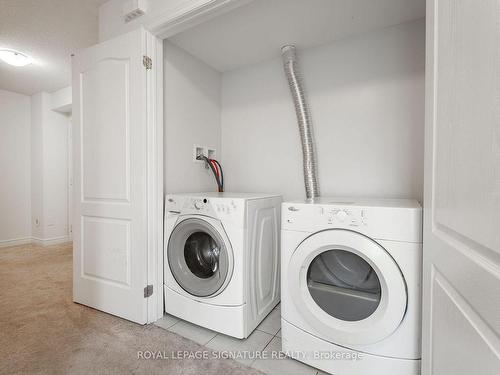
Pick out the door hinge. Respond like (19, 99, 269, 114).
(144, 284, 153, 298)
(143, 55, 152, 70)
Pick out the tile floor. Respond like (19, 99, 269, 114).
(155, 304, 326, 375)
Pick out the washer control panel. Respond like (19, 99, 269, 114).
(183, 198, 217, 215)
(165, 195, 243, 221)
(193, 200, 204, 210)
(166, 196, 216, 215)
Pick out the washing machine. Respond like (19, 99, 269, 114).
(164, 192, 282, 339)
(281, 197, 422, 375)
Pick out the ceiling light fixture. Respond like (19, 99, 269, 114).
(0, 49, 33, 67)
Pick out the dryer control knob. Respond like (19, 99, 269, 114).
(336, 210, 348, 221)
(194, 201, 204, 210)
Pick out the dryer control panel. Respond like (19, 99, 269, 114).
(281, 199, 422, 243)
(324, 207, 367, 227)
(285, 205, 368, 228)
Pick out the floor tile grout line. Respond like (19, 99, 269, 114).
(262, 335, 275, 352)
(255, 328, 280, 336)
(248, 332, 275, 368)
(205, 332, 219, 346)
(166, 320, 180, 330)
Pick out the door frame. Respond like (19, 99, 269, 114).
(145, 31, 164, 323)
(144, 0, 251, 323)
(422, 2, 435, 368)
(67, 116, 73, 240)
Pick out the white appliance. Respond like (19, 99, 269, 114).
(281, 198, 422, 375)
(164, 192, 281, 338)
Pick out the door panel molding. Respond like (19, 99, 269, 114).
(81, 215, 132, 287)
(80, 58, 131, 203)
(429, 266, 500, 373)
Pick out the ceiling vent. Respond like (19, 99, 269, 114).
(123, 0, 148, 23)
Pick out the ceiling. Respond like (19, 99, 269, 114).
(0, 0, 108, 95)
(170, 0, 426, 72)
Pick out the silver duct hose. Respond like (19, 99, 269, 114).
(281, 45, 320, 200)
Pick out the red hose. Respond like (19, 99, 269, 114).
(210, 159, 222, 192)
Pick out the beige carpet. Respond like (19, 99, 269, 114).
(0, 243, 262, 375)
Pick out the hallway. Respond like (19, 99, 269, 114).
(0, 243, 261, 375)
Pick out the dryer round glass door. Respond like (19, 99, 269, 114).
(288, 229, 407, 346)
(168, 218, 231, 297)
(307, 249, 381, 321)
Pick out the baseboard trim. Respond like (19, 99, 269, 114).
(0, 237, 32, 248)
(0, 236, 72, 248)
(31, 236, 71, 246)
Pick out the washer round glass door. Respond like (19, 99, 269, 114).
(168, 217, 231, 297)
(288, 229, 407, 346)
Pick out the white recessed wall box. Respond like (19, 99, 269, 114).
(123, 0, 148, 23)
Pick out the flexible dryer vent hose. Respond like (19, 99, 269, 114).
(281, 45, 320, 200)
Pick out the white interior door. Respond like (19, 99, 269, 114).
(423, 1, 500, 373)
(72, 29, 149, 324)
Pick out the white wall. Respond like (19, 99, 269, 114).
(31, 93, 44, 240)
(43, 98, 69, 240)
(30, 92, 69, 243)
(221, 20, 425, 201)
(0, 89, 69, 247)
(51, 86, 72, 114)
(0, 90, 31, 245)
(163, 40, 222, 194)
